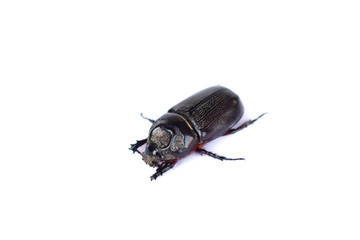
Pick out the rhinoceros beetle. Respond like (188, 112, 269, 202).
(129, 86, 266, 180)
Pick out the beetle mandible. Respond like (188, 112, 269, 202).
(129, 86, 266, 180)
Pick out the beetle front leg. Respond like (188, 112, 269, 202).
(150, 161, 177, 180)
(129, 138, 147, 154)
(225, 112, 267, 135)
(196, 148, 244, 161)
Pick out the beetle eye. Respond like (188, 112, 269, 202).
(150, 127, 172, 149)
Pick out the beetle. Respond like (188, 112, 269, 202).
(129, 86, 266, 180)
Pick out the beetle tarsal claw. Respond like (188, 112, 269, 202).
(129, 139, 147, 154)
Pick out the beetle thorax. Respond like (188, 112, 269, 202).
(142, 113, 198, 165)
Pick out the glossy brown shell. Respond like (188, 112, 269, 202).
(168, 86, 244, 143)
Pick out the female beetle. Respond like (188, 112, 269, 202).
(129, 86, 266, 180)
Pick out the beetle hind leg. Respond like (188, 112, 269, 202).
(225, 112, 267, 135)
(196, 148, 244, 161)
(129, 138, 147, 154)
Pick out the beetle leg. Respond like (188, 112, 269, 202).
(129, 138, 147, 154)
(150, 161, 177, 180)
(196, 148, 244, 161)
(140, 113, 155, 124)
(225, 112, 267, 135)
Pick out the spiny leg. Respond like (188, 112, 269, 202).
(225, 112, 267, 135)
(129, 138, 147, 154)
(196, 148, 244, 161)
(140, 113, 155, 124)
(150, 161, 177, 181)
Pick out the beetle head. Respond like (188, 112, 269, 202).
(142, 113, 198, 167)
(142, 126, 172, 166)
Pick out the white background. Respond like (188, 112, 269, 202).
(1, 1, 359, 239)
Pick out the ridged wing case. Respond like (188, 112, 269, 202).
(168, 86, 244, 143)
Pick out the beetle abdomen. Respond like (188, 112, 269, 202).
(168, 86, 244, 143)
